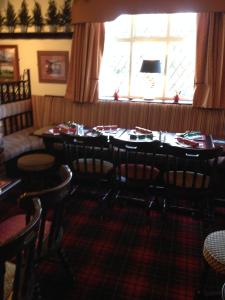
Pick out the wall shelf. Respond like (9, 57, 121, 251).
(0, 32, 73, 39)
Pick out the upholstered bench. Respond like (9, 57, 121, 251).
(3, 127, 44, 162)
(0, 99, 45, 176)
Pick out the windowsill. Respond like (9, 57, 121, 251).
(99, 97, 192, 105)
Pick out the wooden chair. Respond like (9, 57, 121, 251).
(109, 136, 162, 209)
(161, 143, 223, 219)
(42, 134, 67, 166)
(18, 165, 74, 283)
(63, 134, 114, 211)
(0, 197, 42, 300)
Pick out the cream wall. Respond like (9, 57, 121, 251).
(0, 0, 72, 96)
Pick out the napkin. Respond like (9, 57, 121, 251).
(176, 137, 199, 148)
(96, 125, 118, 130)
(135, 126, 152, 134)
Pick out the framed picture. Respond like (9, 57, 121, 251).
(0, 45, 19, 82)
(37, 51, 69, 83)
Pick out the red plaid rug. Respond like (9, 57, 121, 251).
(36, 197, 225, 300)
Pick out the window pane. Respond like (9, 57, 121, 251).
(99, 42, 130, 98)
(130, 42, 166, 98)
(100, 13, 196, 101)
(165, 41, 196, 99)
(169, 13, 196, 37)
(105, 15, 132, 39)
(134, 14, 168, 37)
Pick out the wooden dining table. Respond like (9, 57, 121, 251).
(41, 124, 215, 150)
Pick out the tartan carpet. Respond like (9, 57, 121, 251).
(37, 197, 225, 300)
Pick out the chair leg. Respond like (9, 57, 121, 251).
(57, 248, 75, 285)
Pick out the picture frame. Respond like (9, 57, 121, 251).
(0, 45, 20, 82)
(37, 51, 69, 83)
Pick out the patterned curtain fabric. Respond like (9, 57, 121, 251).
(193, 12, 225, 109)
(65, 23, 105, 103)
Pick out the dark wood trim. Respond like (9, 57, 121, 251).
(0, 32, 73, 39)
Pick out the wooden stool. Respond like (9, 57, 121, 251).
(17, 153, 55, 190)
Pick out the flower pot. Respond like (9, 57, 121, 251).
(8, 26, 15, 33)
(35, 25, 42, 33)
(49, 25, 57, 33)
(63, 24, 71, 32)
(20, 25, 28, 33)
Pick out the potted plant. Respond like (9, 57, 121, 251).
(18, 0, 31, 33)
(32, 1, 44, 32)
(5, 1, 17, 33)
(59, 0, 72, 32)
(46, 0, 59, 33)
(0, 11, 5, 32)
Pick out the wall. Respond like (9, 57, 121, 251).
(0, 0, 72, 97)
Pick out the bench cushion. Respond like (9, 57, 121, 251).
(3, 127, 45, 161)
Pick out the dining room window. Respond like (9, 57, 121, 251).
(99, 13, 196, 101)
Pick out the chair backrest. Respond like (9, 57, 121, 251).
(42, 134, 67, 165)
(64, 134, 112, 180)
(0, 197, 42, 300)
(110, 136, 162, 185)
(18, 165, 72, 260)
(161, 143, 223, 191)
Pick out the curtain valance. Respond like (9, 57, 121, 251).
(72, 0, 225, 23)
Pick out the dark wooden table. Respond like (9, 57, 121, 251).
(42, 125, 215, 150)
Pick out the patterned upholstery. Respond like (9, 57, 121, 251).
(0, 99, 45, 162)
(3, 128, 44, 161)
(165, 170, 210, 188)
(0, 100, 32, 120)
(203, 230, 225, 274)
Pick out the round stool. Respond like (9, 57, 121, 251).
(17, 153, 55, 172)
(17, 153, 55, 191)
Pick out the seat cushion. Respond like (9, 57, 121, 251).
(73, 158, 113, 174)
(0, 215, 27, 243)
(164, 170, 209, 188)
(17, 153, 55, 172)
(0, 214, 51, 247)
(3, 127, 45, 161)
(119, 163, 160, 180)
(203, 230, 225, 274)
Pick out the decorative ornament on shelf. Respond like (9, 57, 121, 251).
(59, 0, 72, 32)
(173, 91, 181, 103)
(32, 1, 44, 32)
(46, 0, 59, 33)
(113, 89, 119, 101)
(5, 1, 17, 33)
(18, 0, 31, 33)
